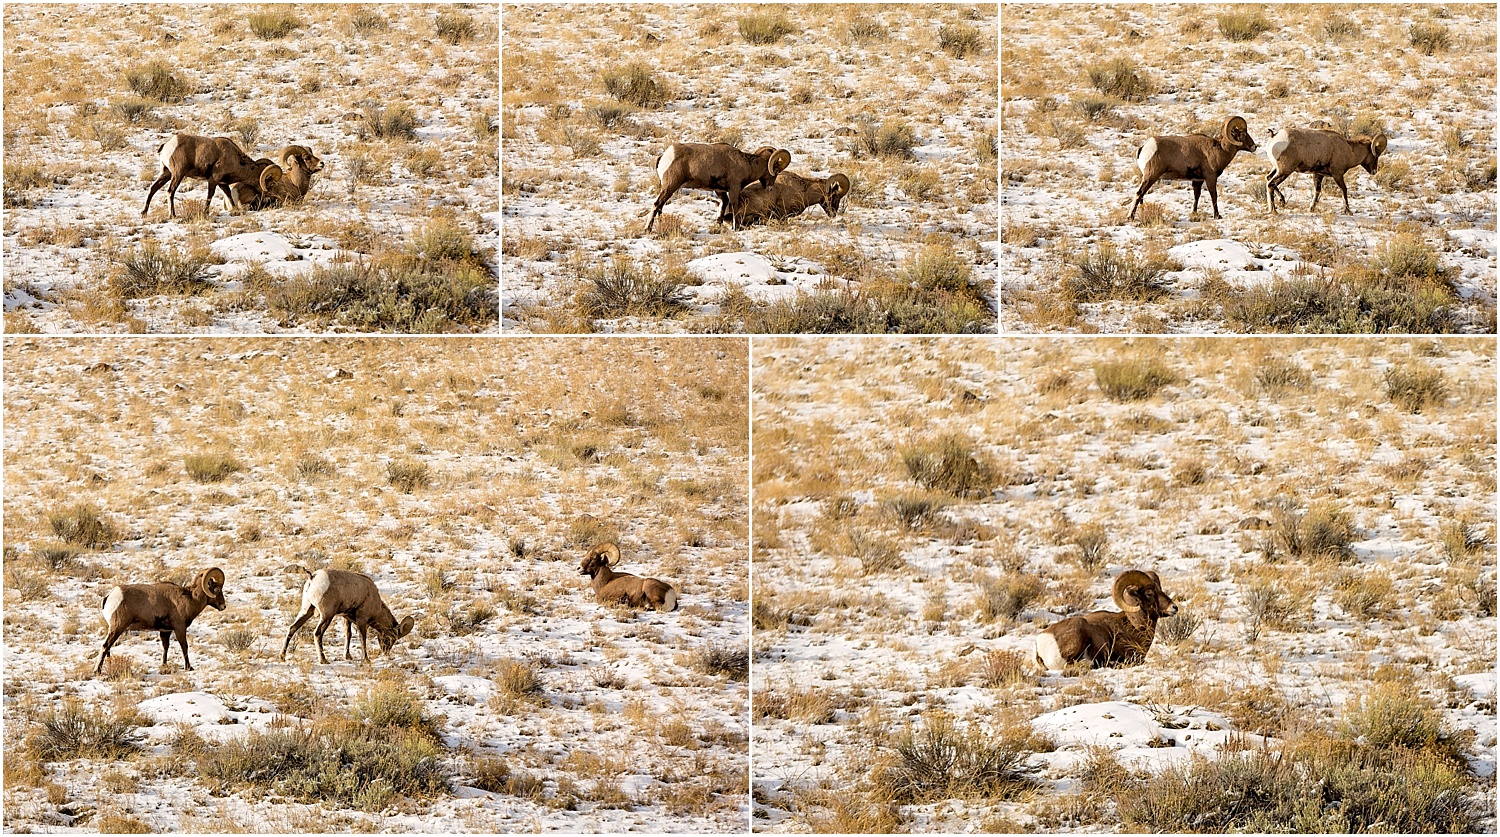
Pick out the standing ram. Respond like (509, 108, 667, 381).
(95, 567, 227, 674)
(1264, 128, 1388, 215)
(718, 170, 851, 226)
(646, 142, 791, 232)
(142, 133, 268, 219)
(1129, 116, 1258, 220)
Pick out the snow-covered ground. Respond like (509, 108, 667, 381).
(2, 4, 498, 334)
(1001, 3, 1497, 333)
(751, 336, 1496, 831)
(501, 3, 998, 333)
(3, 338, 748, 832)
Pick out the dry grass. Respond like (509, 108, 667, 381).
(3, 338, 749, 831)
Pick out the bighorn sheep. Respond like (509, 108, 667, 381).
(1130, 116, 1258, 220)
(280, 567, 414, 664)
(718, 170, 851, 226)
(1034, 570, 1178, 671)
(1265, 128, 1388, 215)
(579, 542, 679, 612)
(142, 133, 268, 218)
(95, 568, 226, 674)
(230, 145, 325, 209)
(646, 142, 792, 232)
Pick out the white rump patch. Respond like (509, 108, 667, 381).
(1266, 129, 1291, 164)
(1035, 632, 1065, 671)
(1136, 137, 1158, 176)
(657, 145, 677, 183)
(302, 570, 333, 611)
(157, 135, 179, 169)
(662, 588, 679, 612)
(101, 587, 124, 625)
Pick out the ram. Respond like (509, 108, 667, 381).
(720, 170, 850, 226)
(231, 145, 325, 209)
(1130, 116, 1258, 220)
(1034, 570, 1177, 670)
(280, 566, 414, 664)
(95, 568, 227, 674)
(1265, 127, 1388, 215)
(142, 133, 268, 219)
(579, 542, 679, 611)
(646, 142, 791, 232)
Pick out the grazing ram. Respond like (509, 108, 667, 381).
(95, 567, 227, 674)
(717, 170, 851, 226)
(1265, 127, 1388, 215)
(280, 567, 414, 664)
(1130, 116, 1258, 220)
(142, 134, 268, 218)
(1034, 570, 1178, 671)
(579, 542, 679, 612)
(646, 142, 791, 232)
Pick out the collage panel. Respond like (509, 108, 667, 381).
(2, 336, 748, 832)
(751, 336, 1496, 831)
(501, 3, 998, 335)
(3, 4, 499, 335)
(1000, 3, 1497, 334)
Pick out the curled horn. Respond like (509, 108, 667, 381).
(202, 568, 225, 594)
(1223, 115, 1249, 142)
(827, 173, 851, 198)
(1372, 133, 1388, 156)
(587, 541, 622, 566)
(259, 163, 285, 193)
(1112, 570, 1150, 612)
(768, 148, 792, 177)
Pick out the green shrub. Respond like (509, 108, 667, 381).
(691, 643, 749, 681)
(1118, 736, 1478, 832)
(198, 721, 448, 811)
(351, 682, 442, 740)
(111, 242, 215, 298)
(576, 258, 689, 319)
(1223, 271, 1458, 334)
(30, 702, 141, 760)
(111, 98, 155, 123)
(33, 542, 83, 571)
(1066, 244, 1173, 302)
(254, 258, 494, 332)
(875, 711, 1035, 803)
(1322, 13, 1361, 41)
(359, 102, 418, 141)
(847, 19, 888, 43)
(977, 574, 1044, 622)
(184, 453, 242, 483)
(600, 63, 669, 108)
(738, 14, 793, 44)
(901, 246, 975, 297)
(1408, 22, 1452, 55)
(124, 61, 187, 102)
(938, 23, 985, 58)
(410, 219, 480, 266)
(855, 118, 917, 159)
(1384, 363, 1447, 412)
(1085, 58, 1152, 101)
(247, 9, 302, 39)
(1217, 10, 1273, 41)
(433, 10, 476, 44)
(386, 459, 431, 493)
(882, 491, 949, 532)
(1255, 357, 1311, 393)
(900, 434, 996, 497)
(47, 504, 115, 548)
(1094, 357, 1177, 401)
